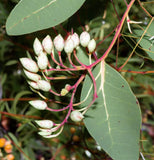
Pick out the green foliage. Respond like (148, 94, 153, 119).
(81, 61, 141, 160)
(0, 0, 154, 159)
(137, 22, 154, 60)
(6, 0, 85, 35)
(0, 3, 8, 26)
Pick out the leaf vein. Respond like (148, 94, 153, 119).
(100, 61, 111, 134)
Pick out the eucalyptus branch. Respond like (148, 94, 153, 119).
(20, 0, 138, 139)
(90, 0, 135, 67)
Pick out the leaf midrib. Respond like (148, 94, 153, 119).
(8, 0, 57, 30)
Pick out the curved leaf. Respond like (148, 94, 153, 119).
(6, 0, 85, 35)
(12, 90, 32, 114)
(5, 60, 18, 66)
(81, 61, 141, 160)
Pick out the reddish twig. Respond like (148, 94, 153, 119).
(0, 111, 42, 119)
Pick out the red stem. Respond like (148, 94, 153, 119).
(50, 52, 61, 66)
(46, 74, 85, 113)
(67, 53, 77, 68)
(73, 49, 86, 67)
(55, 74, 85, 129)
(0, 98, 37, 101)
(90, 0, 135, 68)
(47, 67, 85, 72)
(0, 111, 42, 119)
(58, 51, 66, 68)
(49, 89, 61, 96)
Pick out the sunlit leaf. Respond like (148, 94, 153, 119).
(81, 61, 141, 160)
(6, 0, 85, 35)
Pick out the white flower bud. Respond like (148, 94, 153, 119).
(60, 88, 68, 96)
(35, 120, 54, 129)
(70, 110, 84, 122)
(80, 31, 90, 47)
(71, 33, 80, 48)
(85, 150, 92, 158)
(64, 36, 74, 54)
(65, 84, 71, 90)
(33, 38, 43, 55)
(20, 58, 39, 73)
(37, 52, 48, 70)
(53, 34, 64, 52)
(29, 100, 47, 110)
(28, 81, 40, 90)
(96, 144, 102, 151)
(88, 39, 96, 53)
(37, 80, 51, 92)
(38, 129, 52, 136)
(42, 35, 53, 54)
(23, 69, 41, 82)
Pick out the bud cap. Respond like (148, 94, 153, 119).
(71, 33, 80, 48)
(28, 81, 40, 90)
(37, 52, 48, 70)
(64, 36, 74, 54)
(65, 84, 71, 91)
(88, 39, 96, 53)
(53, 34, 64, 52)
(80, 31, 90, 47)
(35, 120, 54, 129)
(37, 80, 51, 92)
(33, 38, 43, 55)
(42, 35, 53, 54)
(70, 110, 84, 122)
(23, 69, 41, 82)
(61, 88, 69, 96)
(29, 100, 47, 110)
(20, 58, 39, 73)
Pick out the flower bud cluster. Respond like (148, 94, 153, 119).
(28, 32, 96, 70)
(33, 31, 96, 56)
(35, 120, 54, 129)
(52, 31, 96, 54)
(33, 35, 53, 55)
(20, 57, 51, 92)
(34, 120, 63, 138)
(80, 31, 96, 53)
(35, 120, 54, 137)
(60, 84, 71, 96)
(20, 30, 96, 139)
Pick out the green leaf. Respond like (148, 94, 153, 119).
(8, 132, 20, 146)
(0, 73, 7, 86)
(80, 61, 141, 160)
(5, 60, 18, 66)
(76, 46, 95, 65)
(134, 21, 154, 60)
(12, 90, 32, 114)
(23, 147, 35, 160)
(6, 0, 85, 35)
